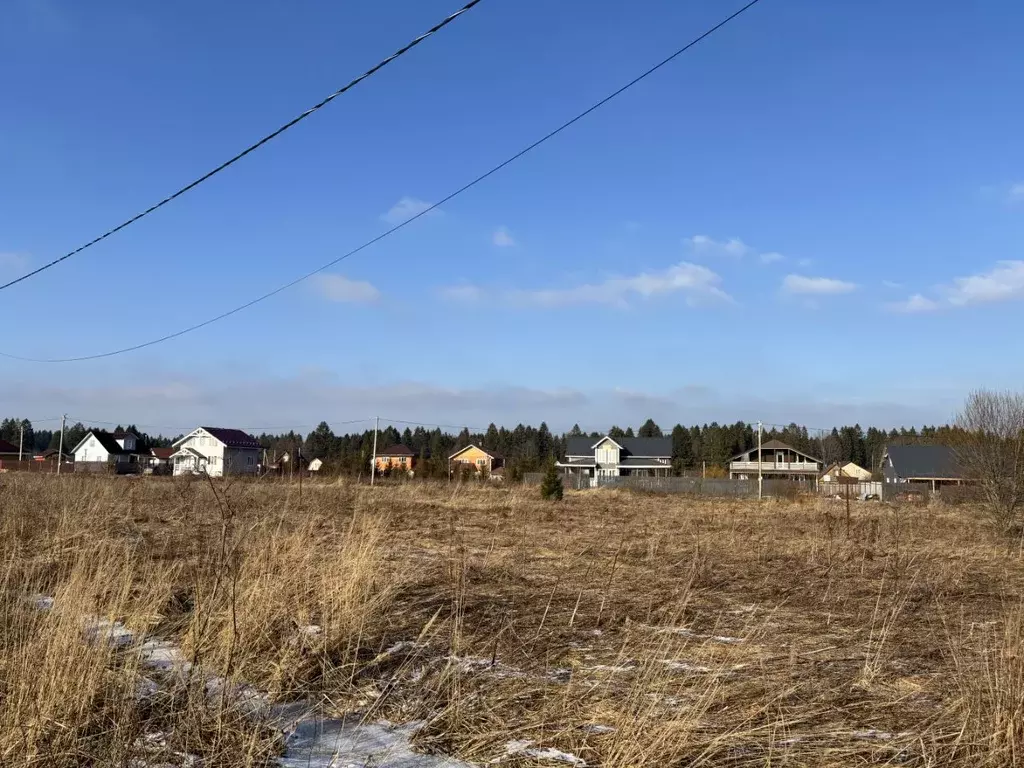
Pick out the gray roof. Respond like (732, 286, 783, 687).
(617, 457, 672, 467)
(565, 435, 672, 459)
(885, 444, 962, 479)
(556, 457, 596, 466)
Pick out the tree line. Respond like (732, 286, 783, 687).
(255, 418, 968, 477)
(2, 415, 967, 475)
(0, 419, 173, 455)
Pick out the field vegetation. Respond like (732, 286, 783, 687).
(1, 474, 1023, 766)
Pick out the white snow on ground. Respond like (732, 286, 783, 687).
(278, 715, 473, 768)
(34, 596, 474, 768)
(492, 739, 586, 766)
(582, 724, 615, 735)
(659, 660, 712, 673)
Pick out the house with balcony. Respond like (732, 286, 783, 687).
(556, 435, 673, 479)
(727, 439, 821, 481)
(170, 427, 261, 477)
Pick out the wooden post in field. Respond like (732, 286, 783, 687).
(370, 416, 379, 486)
(18, 423, 24, 461)
(57, 414, 66, 476)
(757, 420, 763, 501)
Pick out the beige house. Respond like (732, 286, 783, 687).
(821, 461, 872, 482)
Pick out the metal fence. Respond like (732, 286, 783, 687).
(821, 481, 883, 498)
(524, 473, 808, 498)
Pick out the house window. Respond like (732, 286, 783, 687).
(476, 458, 485, 467)
(246, 455, 254, 466)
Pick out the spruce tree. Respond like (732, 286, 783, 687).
(540, 462, 564, 501)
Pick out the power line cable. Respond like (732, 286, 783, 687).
(0, 0, 764, 364)
(0, 0, 484, 294)
(379, 417, 490, 433)
(65, 416, 373, 433)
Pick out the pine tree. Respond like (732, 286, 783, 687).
(638, 419, 663, 438)
(540, 461, 563, 501)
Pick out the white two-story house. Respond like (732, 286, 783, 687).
(71, 429, 145, 471)
(556, 435, 673, 480)
(170, 427, 261, 477)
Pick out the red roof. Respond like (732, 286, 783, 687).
(150, 447, 174, 459)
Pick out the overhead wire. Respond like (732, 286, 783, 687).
(0, 0, 483, 294)
(0, 0, 764, 364)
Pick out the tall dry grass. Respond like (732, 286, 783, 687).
(1, 473, 1024, 765)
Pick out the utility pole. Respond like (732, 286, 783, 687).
(370, 416, 379, 486)
(757, 420, 763, 501)
(18, 422, 24, 461)
(57, 414, 66, 476)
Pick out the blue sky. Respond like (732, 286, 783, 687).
(1, 0, 1023, 432)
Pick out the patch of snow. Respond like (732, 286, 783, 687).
(582, 724, 615, 735)
(84, 616, 135, 648)
(32, 595, 54, 611)
(660, 660, 712, 673)
(493, 739, 586, 766)
(588, 661, 636, 673)
(851, 729, 913, 741)
(278, 715, 473, 768)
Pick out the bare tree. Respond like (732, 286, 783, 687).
(953, 389, 1024, 533)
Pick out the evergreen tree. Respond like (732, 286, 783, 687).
(624, 427, 635, 438)
(305, 421, 336, 459)
(540, 461, 564, 501)
(568, 423, 583, 437)
(638, 418, 663, 438)
(671, 424, 693, 471)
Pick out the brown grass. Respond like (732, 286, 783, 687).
(1, 473, 1024, 766)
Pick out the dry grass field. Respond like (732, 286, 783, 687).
(2, 473, 1024, 766)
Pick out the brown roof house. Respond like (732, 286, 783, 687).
(170, 427, 261, 477)
(728, 439, 821, 482)
(373, 444, 416, 476)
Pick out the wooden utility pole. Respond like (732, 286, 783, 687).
(370, 416, 379, 486)
(757, 421, 763, 501)
(56, 414, 66, 475)
(18, 423, 24, 461)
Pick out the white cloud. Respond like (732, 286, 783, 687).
(686, 235, 751, 258)
(0, 252, 28, 272)
(380, 197, 438, 225)
(883, 261, 1024, 313)
(512, 262, 730, 308)
(1008, 183, 1024, 204)
(781, 274, 857, 295)
(945, 260, 1024, 306)
(492, 226, 515, 247)
(882, 280, 902, 289)
(797, 257, 814, 267)
(441, 262, 731, 309)
(313, 274, 380, 303)
(686, 235, 790, 266)
(439, 285, 483, 303)
(886, 294, 939, 314)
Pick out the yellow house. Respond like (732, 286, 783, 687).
(821, 461, 873, 482)
(448, 444, 503, 476)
